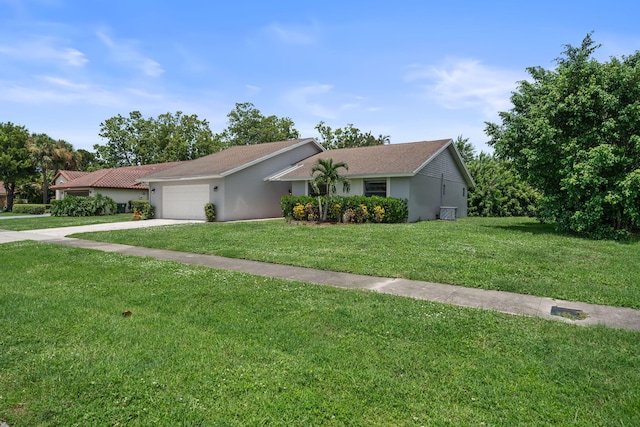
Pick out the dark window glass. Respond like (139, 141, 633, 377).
(364, 180, 386, 197)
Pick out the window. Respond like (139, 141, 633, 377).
(364, 180, 387, 197)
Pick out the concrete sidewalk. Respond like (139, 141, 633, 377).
(2, 221, 640, 331)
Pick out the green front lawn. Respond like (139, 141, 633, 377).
(1, 241, 638, 426)
(74, 217, 640, 309)
(0, 213, 131, 231)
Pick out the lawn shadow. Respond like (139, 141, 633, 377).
(483, 219, 640, 245)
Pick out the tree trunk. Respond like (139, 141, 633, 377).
(6, 182, 16, 212)
(42, 168, 49, 204)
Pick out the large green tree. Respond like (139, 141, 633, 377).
(454, 135, 476, 165)
(467, 153, 540, 217)
(486, 34, 640, 239)
(95, 111, 220, 167)
(315, 121, 390, 150)
(0, 122, 33, 211)
(311, 158, 350, 221)
(218, 102, 299, 146)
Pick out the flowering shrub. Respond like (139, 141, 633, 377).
(355, 204, 369, 223)
(281, 195, 407, 223)
(342, 208, 356, 223)
(292, 203, 305, 220)
(372, 205, 385, 223)
(305, 203, 318, 221)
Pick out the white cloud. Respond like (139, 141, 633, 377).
(0, 38, 88, 67)
(405, 58, 526, 117)
(264, 22, 318, 45)
(96, 29, 164, 77)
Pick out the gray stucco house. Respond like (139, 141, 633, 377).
(268, 138, 474, 222)
(142, 138, 324, 220)
(141, 137, 474, 222)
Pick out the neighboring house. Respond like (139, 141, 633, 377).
(51, 162, 185, 210)
(141, 138, 324, 221)
(0, 181, 6, 209)
(267, 138, 475, 222)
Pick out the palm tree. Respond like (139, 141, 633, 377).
(27, 133, 57, 204)
(311, 158, 350, 221)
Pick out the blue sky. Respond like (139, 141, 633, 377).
(1, 0, 638, 154)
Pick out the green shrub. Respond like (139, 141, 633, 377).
(204, 202, 216, 222)
(12, 204, 48, 215)
(51, 195, 116, 217)
(280, 195, 408, 223)
(130, 200, 155, 220)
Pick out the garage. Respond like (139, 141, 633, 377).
(162, 184, 210, 219)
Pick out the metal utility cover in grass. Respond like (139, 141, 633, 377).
(551, 306, 588, 320)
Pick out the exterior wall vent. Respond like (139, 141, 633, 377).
(439, 206, 457, 221)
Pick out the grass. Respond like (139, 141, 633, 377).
(0, 213, 131, 231)
(1, 241, 639, 426)
(73, 217, 640, 309)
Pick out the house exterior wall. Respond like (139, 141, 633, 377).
(220, 145, 318, 221)
(91, 188, 149, 207)
(410, 147, 468, 221)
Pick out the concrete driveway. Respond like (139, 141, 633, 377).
(0, 219, 202, 244)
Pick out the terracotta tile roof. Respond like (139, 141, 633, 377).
(142, 138, 321, 181)
(273, 139, 453, 179)
(57, 170, 91, 181)
(51, 162, 186, 190)
(0, 181, 5, 194)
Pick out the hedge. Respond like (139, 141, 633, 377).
(280, 195, 408, 223)
(51, 195, 116, 217)
(12, 204, 49, 215)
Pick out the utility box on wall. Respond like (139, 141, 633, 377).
(439, 206, 457, 221)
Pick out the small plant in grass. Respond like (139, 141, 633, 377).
(204, 202, 216, 222)
(132, 208, 142, 220)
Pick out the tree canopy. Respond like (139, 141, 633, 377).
(315, 121, 390, 150)
(486, 34, 640, 239)
(454, 135, 476, 165)
(95, 111, 221, 167)
(218, 102, 299, 146)
(467, 153, 540, 218)
(0, 122, 33, 211)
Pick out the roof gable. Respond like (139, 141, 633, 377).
(51, 162, 186, 190)
(270, 139, 455, 179)
(141, 138, 323, 182)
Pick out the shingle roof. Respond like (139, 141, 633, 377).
(51, 162, 186, 190)
(141, 138, 321, 181)
(272, 139, 453, 179)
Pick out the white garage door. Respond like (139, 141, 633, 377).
(162, 185, 210, 219)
